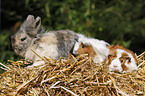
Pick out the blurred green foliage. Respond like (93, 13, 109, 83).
(1, 0, 145, 65)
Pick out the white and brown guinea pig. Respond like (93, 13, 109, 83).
(106, 45, 138, 73)
(73, 34, 109, 63)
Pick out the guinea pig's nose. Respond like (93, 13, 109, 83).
(113, 65, 118, 68)
(73, 50, 78, 55)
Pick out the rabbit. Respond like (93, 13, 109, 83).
(11, 15, 79, 66)
(25, 30, 78, 66)
(105, 45, 138, 73)
(73, 34, 110, 63)
(11, 15, 45, 57)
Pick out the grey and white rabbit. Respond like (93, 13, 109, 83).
(11, 15, 79, 66)
(11, 15, 45, 57)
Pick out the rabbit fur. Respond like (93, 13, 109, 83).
(11, 15, 45, 57)
(11, 15, 79, 66)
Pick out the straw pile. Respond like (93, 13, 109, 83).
(0, 52, 145, 96)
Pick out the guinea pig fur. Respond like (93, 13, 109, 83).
(106, 45, 138, 73)
(73, 34, 109, 63)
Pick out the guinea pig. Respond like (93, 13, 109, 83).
(106, 45, 138, 73)
(73, 34, 109, 63)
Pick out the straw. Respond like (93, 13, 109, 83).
(0, 52, 145, 95)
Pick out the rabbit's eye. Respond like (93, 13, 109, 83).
(21, 37, 27, 41)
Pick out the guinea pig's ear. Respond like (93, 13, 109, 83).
(106, 55, 111, 65)
(107, 45, 115, 49)
(80, 42, 84, 45)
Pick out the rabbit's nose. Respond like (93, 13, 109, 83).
(14, 41, 19, 46)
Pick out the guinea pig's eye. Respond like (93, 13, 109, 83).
(21, 37, 27, 41)
(126, 57, 131, 62)
(82, 45, 89, 48)
(121, 60, 124, 63)
(125, 56, 130, 60)
(82, 45, 85, 48)
(108, 55, 112, 58)
(108, 55, 114, 59)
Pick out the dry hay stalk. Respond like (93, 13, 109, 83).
(0, 52, 145, 96)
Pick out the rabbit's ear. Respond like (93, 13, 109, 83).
(20, 15, 35, 31)
(26, 15, 35, 22)
(35, 16, 41, 32)
(27, 16, 42, 37)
